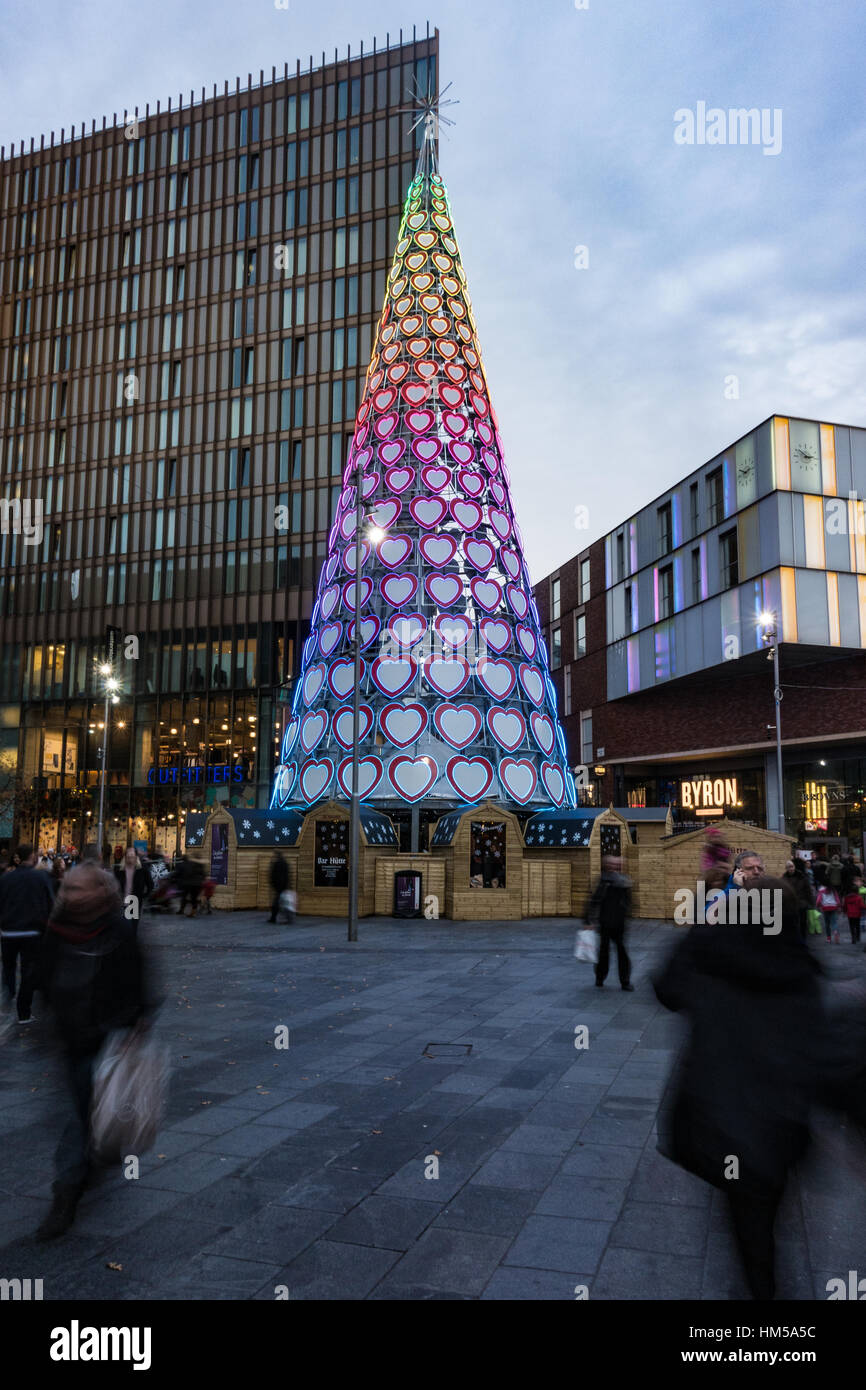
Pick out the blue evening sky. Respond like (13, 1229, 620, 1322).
(2, 0, 864, 579)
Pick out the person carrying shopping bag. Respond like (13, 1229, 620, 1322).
(815, 881, 841, 942)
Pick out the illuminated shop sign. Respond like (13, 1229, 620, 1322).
(147, 764, 246, 785)
(680, 777, 739, 816)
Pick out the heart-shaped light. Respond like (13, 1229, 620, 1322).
(401, 383, 430, 407)
(400, 314, 423, 337)
(328, 657, 361, 702)
(371, 655, 417, 698)
(387, 611, 427, 649)
(405, 252, 426, 272)
(414, 231, 437, 250)
(476, 420, 495, 446)
(437, 340, 458, 360)
(432, 702, 482, 750)
(457, 469, 484, 498)
(470, 391, 488, 418)
(438, 384, 464, 410)
(281, 717, 300, 760)
(500, 548, 521, 581)
(318, 622, 343, 659)
(529, 711, 555, 756)
(434, 614, 473, 650)
(377, 534, 413, 570)
(464, 538, 496, 572)
(273, 763, 297, 807)
(444, 363, 467, 384)
(481, 448, 499, 475)
(423, 654, 471, 698)
(385, 466, 416, 495)
(370, 498, 402, 530)
(420, 293, 442, 313)
(342, 540, 370, 575)
(420, 464, 451, 493)
(320, 585, 340, 621)
(518, 663, 545, 707)
(488, 507, 512, 542)
(450, 498, 482, 531)
(336, 755, 383, 799)
(448, 441, 475, 466)
(469, 577, 503, 615)
(346, 614, 381, 651)
(506, 584, 529, 620)
(388, 754, 438, 803)
(487, 707, 526, 753)
(410, 495, 447, 529)
(360, 472, 380, 500)
(299, 757, 335, 804)
(479, 618, 512, 654)
(380, 572, 419, 608)
(490, 481, 506, 507)
(411, 272, 435, 291)
(445, 755, 493, 803)
(406, 408, 435, 435)
(407, 337, 432, 359)
(411, 436, 443, 464)
(428, 315, 451, 337)
(373, 387, 397, 413)
(341, 576, 373, 612)
(442, 411, 468, 438)
(381, 342, 401, 363)
(379, 701, 428, 749)
(387, 362, 410, 383)
(476, 658, 516, 701)
(432, 252, 452, 272)
(393, 295, 413, 317)
(420, 534, 458, 568)
(415, 359, 438, 379)
(302, 663, 326, 706)
(541, 761, 566, 807)
(373, 411, 398, 440)
(425, 573, 462, 607)
(378, 440, 406, 466)
(300, 710, 329, 754)
(498, 757, 538, 806)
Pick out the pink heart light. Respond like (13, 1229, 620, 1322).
(378, 440, 406, 467)
(486, 707, 526, 753)
(450, 498, 482, 531)
(327, 657, 361, 702)
(300, 710, 329, 754)
(476, 658, 516, 701)
(432, 702, 482, 750)
(464, 538, 496, 572)
(420, 534, 458, 568)
(411, 436, 444, 465)
(380, 573, 419, 607)
(498, 757, 538, 806)
(379, 701, 429, 748)
(336, 755, 384, 799)
(299, 757, 335, 803)
(448, 441, 475, 466)
(370, 655, 417, 698)
(332, 704, 374, 751)
(529, 711, 555, 756)
(385, 466, 416, 496)
(373, 411, 399, 440)
(377, 534, 413, 570)
(425, 573, 462, 607)
(388, 755, 438, 804)
(456, 469, 484, 498)
(420, 464, 451, 493)
(470, 577, 503, 615)
(445, 755, 493, 803)
(541, 761, 566, 807)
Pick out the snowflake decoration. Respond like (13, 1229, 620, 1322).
(242, 819, 251, 830)
(267, 820, 275, 830)
(253, 830, 261, 839)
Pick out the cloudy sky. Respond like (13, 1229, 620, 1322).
(3, 0, 864, 579)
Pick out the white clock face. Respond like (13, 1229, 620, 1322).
(792, 445, 820, 492)
(735, 436, 757, 505)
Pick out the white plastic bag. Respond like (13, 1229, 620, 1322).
(279, 889, 297, 918)
(90, 1024, 169, 1164)
(574, 928, 600, 964)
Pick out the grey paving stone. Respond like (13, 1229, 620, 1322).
(264, 1239, 400, 1299)
(505, 1215, 612, 1274)
(200, 1124, 301, 1158)
(249, 1100, 338, 1129)
(481, 1267, 592, 1300)
(610, 1200, 710, 1256)
(575, 1115, 656, 1149)
(204, 1203, 338, 1263)
(328, 1195, 441, 1250)
(375, 1158, 480, 1204)
(593, 1245, 705, 1299)
(136, 1149, 248, 1193)
(377, 1228, 512, 1296)
(500, 1124, 576, 1157)
(168, 1175, 288, 1226)
(628, 1152, 713, 1207)
(473, 1151, 564, 1191)
(169, 1253, 285, 1300)
(536, 1175, 628, 1223)
(434, 1184, 540, 1237)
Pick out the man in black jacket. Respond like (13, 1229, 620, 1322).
(0, 843, 56, 1023)
(586, 855, 633, 991)
(268, 851, 290, 923)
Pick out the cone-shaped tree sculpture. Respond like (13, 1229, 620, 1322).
(271, 132, 577, 817)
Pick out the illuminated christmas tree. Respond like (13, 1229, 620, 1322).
(272, 103, 576, 817)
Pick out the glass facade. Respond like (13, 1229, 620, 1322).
(0, 35, 438, 853)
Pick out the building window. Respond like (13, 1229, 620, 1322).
(623, 586, 633, 636)
(580, 710, 593, 766)
(564, 665, 572, 716)
(579, 558, 590, 604)
(551, 627, 561, 669)
(551, 576, 560, 621)
(659, 563, 673, 619)
(575, 613, 586, 657)
(691, 547, 701, 603)
(719, 528, 738, 591)
(707, 467, 724, 526)
(615, 532, 625, 581)
(658, 501, 672, 556)
(689, 481, 699, 534)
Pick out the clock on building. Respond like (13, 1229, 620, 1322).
(792, 442, 820, 493)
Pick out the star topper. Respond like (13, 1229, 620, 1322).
(398, 78, 459, 173)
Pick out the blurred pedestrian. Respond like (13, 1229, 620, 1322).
(843, 880, 863, 945)
(267, 850, 290, 923)
(783, 858, 814, 939)
(653, 876, 825, 1300)
(585, 854, 633, 990)
(0, 843, 56, 1024)
(815, 880, 842, 941)
(34, 862, 157, 1241)
(113, 847, 151, 932)
(174, 854, 204, 916)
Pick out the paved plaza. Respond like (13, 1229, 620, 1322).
(1, 911, 864, 1301)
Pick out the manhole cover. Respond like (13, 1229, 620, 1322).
(423, 1043, 473, 1059)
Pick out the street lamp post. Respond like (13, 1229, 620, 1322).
(95, 663, 119, 862)
(758, 612, 785, 834)
(347, 491, 384, 942)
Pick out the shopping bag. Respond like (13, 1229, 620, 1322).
(574, 928, 600, 964)
(279, 889, 297, 919)
(807, 909, 824, 936)
(90, 1024, 169, 1165)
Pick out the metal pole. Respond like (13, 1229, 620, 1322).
(96, 682, 111, 861)
(347, 477, 363, 942)
(772, 638, 785, 835)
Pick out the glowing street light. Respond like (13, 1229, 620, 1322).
(757, 610, 785, 834)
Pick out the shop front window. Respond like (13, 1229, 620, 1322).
(469, 822, 506, 888)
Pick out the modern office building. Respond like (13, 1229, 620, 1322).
(536, 415, 866, 854)
(0, 27, 438, 855)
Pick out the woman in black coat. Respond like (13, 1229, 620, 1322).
(653, 877, 826, 1300)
